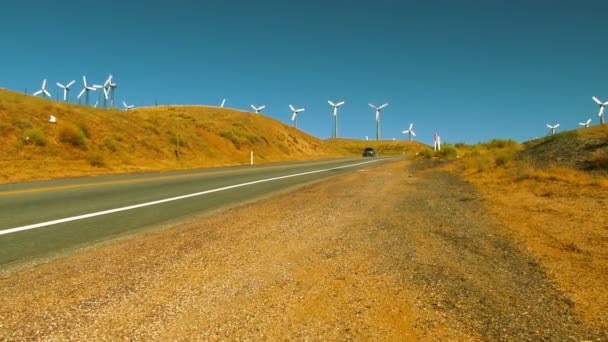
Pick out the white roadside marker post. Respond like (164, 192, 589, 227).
(250, 151, 254, 166)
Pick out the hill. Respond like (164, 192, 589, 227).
(517, 125, 608, 173)
(0, 89, 349, 184)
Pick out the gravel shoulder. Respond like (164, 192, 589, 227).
(0, 159, 605, 340)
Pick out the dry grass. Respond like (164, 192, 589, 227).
(451, 136, 608, 328)
(0, 89, 349, 184)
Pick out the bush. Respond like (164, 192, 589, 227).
(590, 149, 608, 170)
(12, 119, 32, 130)
(494, 151, 512, 167)
(104, 137, 117, 152)
(59, 125, 87, 149)
(438, 144, 458, 159)
(420, 148, 434, 159)
(23, 128, 46, 146)
(86, 152, 106, 167)
(220, 130, 241, 149)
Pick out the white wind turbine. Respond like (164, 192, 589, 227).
(220, 99, 226, 108)
(289, 104, 305, 128)
(328, 100, 345, 138)
(106, 75, 117, 108)
(33, 79, 51, 97)
(402, 123, 416, 141)
(123, 101, 135, 110)
(250, 104, 266, 114)
(77, 76, 96, 105)
(579, 118, 592, 128)
(546, 123, 560, 135)
(592, 96, 608, 124)
(56, 80, 75, 102)
(369, 103, 388, 141)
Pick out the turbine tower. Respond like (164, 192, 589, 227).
(106, 75, 117, 108)
(33, 79, 51, 98)
(123, 101, 135, 110)
(592, 96, 608, 124)
(56, 80, 75, 102)
(289, 104, 305, 128)
(402, 123, 416, 141)
(250, 104, 266, 114)
(546, 124, 560, 135)
(77, 76, 96, 105)
(579, 118, 592, 128)
(369, 103, 388, 141)
(328, 100, 345, 138)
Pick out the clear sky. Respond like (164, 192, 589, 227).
(1, 0, 607, 145)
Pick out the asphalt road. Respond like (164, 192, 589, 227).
(0, 157, 390, 267)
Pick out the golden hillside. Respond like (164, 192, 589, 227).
(0, 89, 350, 183)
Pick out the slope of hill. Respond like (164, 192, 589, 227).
(517, 125, 608, 173)
(0, 89, 346, 184)
(325, 138, 428, 156)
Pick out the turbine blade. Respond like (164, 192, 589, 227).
(66, 80, 75, 88)
(250, 104, 256, 110)
(336, 101, 345, 106)
(592, 96, 602, 105)
(411, 131, 416, 137)
(378, 103, 389, 109)
(33, 90, 42, 96)
(546, 124, 552, 128)
(259, 105, 265, 110)
(409, 123, 413, 130)
(43, 89, 51, 97)
(296, 108, 305, 112)
(77, 88, 86, 99)
(103, 87, 109, 100)
(83, 76, 87, 87)
(289, 104, 296, 112)
(123, 101, 127, 108)
(291, 113, 296, 121)
(41, 79, 47, 89)
(328, 100, 335, 106)
(368, 103, 377, 109)
(555, 124, 560, 128)
(56, 82, 65, 88)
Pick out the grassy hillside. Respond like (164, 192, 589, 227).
(325, 138, 428, 156)
(0, 89, 347, 183)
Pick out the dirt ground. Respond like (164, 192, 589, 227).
(0, 159, 606, 340)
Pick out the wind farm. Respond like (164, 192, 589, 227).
(1, 1, 607, 340)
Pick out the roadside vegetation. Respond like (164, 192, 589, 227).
(424, 127, 608, 328)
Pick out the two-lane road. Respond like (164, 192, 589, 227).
(0, 157, 392, 266)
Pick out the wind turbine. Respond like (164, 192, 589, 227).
(402, 123, 416, 141)
(546, 124, 560, 135)
(250, 104, 266, 114)
(328, 100, 345, 138)
(592, 96, 608, 124)
(77, 76, 96, 105)
(579, 118, 592, 128)
(33, 79, 51, 98)
(106, 75, 117, 108)
(289, 104, 305, 128)
(220, 99, 226, 108)
(369, 103, 388, 141)
(123, 101, 135, 110)
(56, 80, 75, 102)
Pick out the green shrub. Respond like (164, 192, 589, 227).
(420, 148, 435, 159)
(438, 144, 458, 159)
(23, 128, 46, 146)
(169, 133, 187, 147)
(104, 137, 117, 152)
(59, 125, 87, 149)
(86, 152, 106, 167)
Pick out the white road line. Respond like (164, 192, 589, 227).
(0, 159, 381, 236)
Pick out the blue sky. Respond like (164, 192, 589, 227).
(1, 0, 607, 144)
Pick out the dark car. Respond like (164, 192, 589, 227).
(362, 147, 376, 157)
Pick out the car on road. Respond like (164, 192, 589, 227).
(362, 147, 377, 157)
